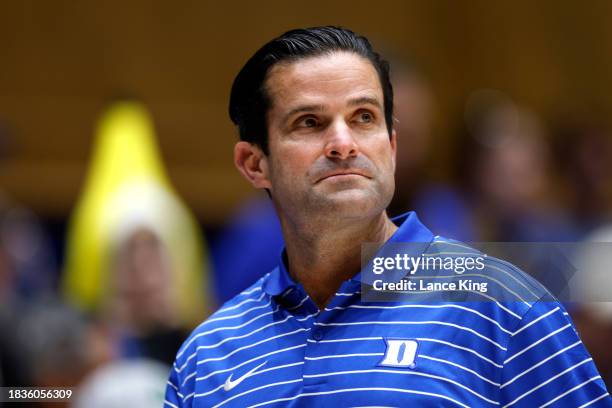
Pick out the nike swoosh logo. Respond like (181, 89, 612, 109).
(223, 361, 268, 391)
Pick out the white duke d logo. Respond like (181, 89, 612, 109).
(379, 339, 418, 368)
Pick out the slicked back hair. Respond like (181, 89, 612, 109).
(229, 26, 394, 154)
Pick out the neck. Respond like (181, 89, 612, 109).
(280, 211, 398, 310)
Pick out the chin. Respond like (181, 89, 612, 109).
(317, 189, 385, 216)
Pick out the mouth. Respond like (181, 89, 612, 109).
(316, 170, 371, 183)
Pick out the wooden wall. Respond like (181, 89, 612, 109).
(1, 0, 610, 222)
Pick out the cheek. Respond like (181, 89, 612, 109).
(270, 144, 317, 178)
(367, 139, 396, 171)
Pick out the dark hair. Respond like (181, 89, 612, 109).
(229, 26, 394, 154)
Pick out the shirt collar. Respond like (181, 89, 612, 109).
(262, 211, 435, 297)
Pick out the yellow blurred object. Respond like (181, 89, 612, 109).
(62, 101, 212, 328)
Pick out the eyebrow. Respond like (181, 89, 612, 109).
(282, 104, 325, 124)
(347, 96, 383, 110)
(282, 96, 383, 124)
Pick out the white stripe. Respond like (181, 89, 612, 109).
(212, 378, 304, 408)
(307, 336, 383, 344)
(419, 354, 500, 387)
(365, 284, 522, 320)
(325, 303, 513, 334)
(247, 387, 471, 408)
(577, 392, 610, 408)
(197, 327, 309, 365)
(503, 323, 571, 364)
(302, 368, 499, 405)
(336, 291, 360, 296)
(500, 340, 581, 388)
(197, 315, 295, 349)
(424, 251, 480, 256)
(199, 310, 317, 350)
(183, 308, 314, 370)
(166, 380, 178, 391)
(417, 337, 503, 368)
(539, 376, 602, 408)
(280, 287, 294, 298)
(304, 352, 384, 361)
(512, 307, 559, 336)
(194, 361, 305, 398)
(193, 344, 307, 383)
(315, 320, 507, 350)
(502, 358, 593, 407)
(484, 262, 540, 301)
(430, 240, 540, 300)
(216, 292, 267, 315)
(177, 306, 281, 361)
(241, 286, 263, 295)
(303, 333, 501, 372)
(181, 372, 197, 390)
(175, 292, 267, 358)
(183, 391, 194, 402)
(474, 291, 523, 319)
(206, 298, 271, 325)
(164, 400, 179, 408)
(386, 272, 529, 303)
(168, 379, 186, 403)
(287, 295, 309, 310)
(196, 383, 225, 399)
(178, 314, 302, 373)
(297, 312, 319, 321)
(431, 240, 477, 251)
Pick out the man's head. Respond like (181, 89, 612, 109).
(229, 26, 394, 154)
(231, 27, 397, 225)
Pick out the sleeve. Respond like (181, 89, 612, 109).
(164, 364, 183, 408)
(500, 299, 611, 407)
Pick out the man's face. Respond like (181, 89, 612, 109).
(257, 51, 396, 223)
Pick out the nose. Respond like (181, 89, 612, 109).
(324, 120, 359, 160)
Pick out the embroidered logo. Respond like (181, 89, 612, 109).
(379, 339, 418, 368)
(223, 361, 268, 391)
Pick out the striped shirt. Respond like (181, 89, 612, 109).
(165, 212, 611, 407)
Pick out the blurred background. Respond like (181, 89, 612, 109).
(1, 0, 611, 405)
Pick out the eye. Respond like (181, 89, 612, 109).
(356, 111, 374, 123)
(304, 117, 318, 127)
(296, 116, 319, 128)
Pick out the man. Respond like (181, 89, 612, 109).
(165, 26, 610, 407)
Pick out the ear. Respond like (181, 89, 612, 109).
(234, 141, 272, 189)
(390, 129, 397, 171)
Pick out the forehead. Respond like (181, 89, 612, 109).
(264, 51, 383, 109)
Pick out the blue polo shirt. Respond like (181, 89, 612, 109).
(165, 212, 610, 407)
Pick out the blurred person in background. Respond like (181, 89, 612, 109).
(386, 57, 437, 218)
(418, 91, 577, 242)
(552, 118, 612, 236)
(551, 118, 612, 389)
(384, 57, 477, 242)
(572, 225, 612, 388)
(0, 206, 58, 301)
(0, 122, 58, 305)
(211, 194, 283, 304)
(12, 300, 93, 407)
(62, 101, 214, 366)
(0, 122, 64, 391)
(106, 225, 189, 364)
(72, 358, 168, 408)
